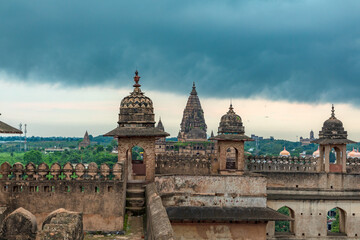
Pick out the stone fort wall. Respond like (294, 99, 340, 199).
(0, 161, 125, 232)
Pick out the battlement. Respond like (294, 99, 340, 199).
(0, 161, 124, 181)
(0, 161, 126, 232)
(246, 155, 318, 173)
(155, 152, 215, 175)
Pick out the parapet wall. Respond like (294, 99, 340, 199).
(146, 183, 174, 240)
(246, 155, 318, 173)
(0, 161, 125, 232)
(155, 153, 215, 175)
(155, 174, 267, 208)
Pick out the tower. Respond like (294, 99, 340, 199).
(78, 131, 91, 149)
(312, 105, 355, 173)
(211, 104, 253, 174)
(105, 71, 169, 182)
(178, 82, 207, 142)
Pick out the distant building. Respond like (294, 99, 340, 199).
(300, 130, 316, 146)
(44, 147, 69, 154)
(78, 131, 91, 149)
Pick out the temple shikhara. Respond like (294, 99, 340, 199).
(2, 71, 360, 239)
(178, 82, 207, 142)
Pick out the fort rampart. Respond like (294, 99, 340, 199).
(0, 162, 125, 232)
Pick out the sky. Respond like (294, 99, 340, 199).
(1, 0, 360, 141)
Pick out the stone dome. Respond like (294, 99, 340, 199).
(118, 71, 155, 128)
(218, 104, 245, 134)
(317, 105, 347, 140)
(348, 148, 357, 158)
(280, 147, 290, 157)
(313, 147, 320, 158)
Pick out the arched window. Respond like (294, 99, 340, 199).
(131, 146, 146, 177)
(327, 207, 346, 236)
(275, 206, 295, 235)
(226, 147, 238, 169)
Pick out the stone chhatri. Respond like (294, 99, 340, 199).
(178, 82, 207, 142)
(105, 71, 169, 137)
(312, 104, 355, 144)
(211, 104, 252, 141)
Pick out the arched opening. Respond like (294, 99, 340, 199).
(275, 206, 295, 235)
(131, 146, 146, 179)
(226, 147, 238, 169)
(327, 207, 346, 236)
(329, 146, 343, 173)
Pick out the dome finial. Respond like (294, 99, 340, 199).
(133, 70, 141, 88)
(331, 104, 335, 118)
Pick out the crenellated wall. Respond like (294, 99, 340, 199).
(246, 155, 318, 173)
(0, 161, 125, 232)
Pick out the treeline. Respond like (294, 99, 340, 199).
(0, 143, 118, 167)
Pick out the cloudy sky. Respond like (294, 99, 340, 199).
(1, 0, 360, 141)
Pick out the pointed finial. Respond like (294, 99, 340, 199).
(191, 82, 197, 95)
(331, 104, 335, 118)
(133, 70, 141, 88)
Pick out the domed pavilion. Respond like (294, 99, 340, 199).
(312, 105, 355, 173)
(105, 71, 169, 181)
(210, 104, 253, 173)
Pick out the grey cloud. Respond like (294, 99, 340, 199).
(1, 0, 360, 104)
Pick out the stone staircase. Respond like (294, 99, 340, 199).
(126, 181, 146, 215)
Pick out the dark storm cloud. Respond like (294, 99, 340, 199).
(1, 0, 360, 103)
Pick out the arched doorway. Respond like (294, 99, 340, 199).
(327, 207, 346, 236)
(275, 206, 295, 236)
(226, 147, 238, 169)
(130, 146, 146, 180)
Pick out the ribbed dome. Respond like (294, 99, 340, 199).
(120, 94, 153, 109)
(318, 105, 347, 140)
(280, 147, 290, 156)
(118, 71, 155, 128)
(218, 104, 244, 134)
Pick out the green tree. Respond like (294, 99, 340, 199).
(275, 206, 290, 232)
(106, 145, 113, 152)
(331, 208, 340, 232)
(24, 150, 42, 165)
(96, 145, 104, 153)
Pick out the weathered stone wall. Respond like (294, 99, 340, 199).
(0, 162, 125, 232)
(155, 153, 215, 175)
(267, 199, 360, 239)
(145, 183, 174, 240)
(155, 175, 267, 208)
(171, 222, 267, 240)
(264, 172, 360, 239)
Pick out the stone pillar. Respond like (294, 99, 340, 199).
(145, 140, 156, 182)
(237, 141, 245, 171)
(341, 144, 347, 173)
(324, 145, 330, 173)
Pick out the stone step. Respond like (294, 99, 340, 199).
(126, 188, 145, 199)
(125, 206, 145, 215)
